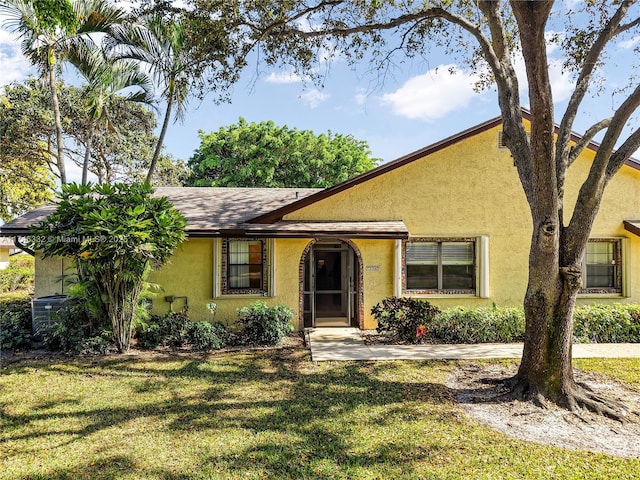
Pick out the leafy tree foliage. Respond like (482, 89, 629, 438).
(67, 38, 155, 185)
(0, 0, 128, 184)
(186, 118, 378, 188)
(0, 156, 53, 222)
(107, 13, 194, 183)
(186, 0, 640, 416)
(29, 183, 186, 352)
(0, 78, 180, 187)
(0, 80, 56, 220)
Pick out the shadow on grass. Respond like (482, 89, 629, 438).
(0, 350, 480, 479)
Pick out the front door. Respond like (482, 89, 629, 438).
(303, 241, 357, 328)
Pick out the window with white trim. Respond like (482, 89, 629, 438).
(581, 239, 623, 294)
(404, 239, 476, 293)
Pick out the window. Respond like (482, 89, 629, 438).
(224, 239, 265, 293)
(581, 239, 622, 294)
(405, 239, 475, 293)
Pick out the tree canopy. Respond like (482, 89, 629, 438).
(0, 78, 183, 197)
(185, 118, 379, 188)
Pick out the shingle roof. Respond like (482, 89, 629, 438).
(0, 237, 17, 247)
(0, 187, 322, 236)
(156, 187, 322, 235)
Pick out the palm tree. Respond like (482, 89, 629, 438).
(68, 38, 155, 185)
(0, 0, 126, 184)
(107, 14, 191, 183)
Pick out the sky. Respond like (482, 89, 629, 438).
(1, 3, 639, 184)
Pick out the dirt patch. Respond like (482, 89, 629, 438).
(448, 362, 640, 458)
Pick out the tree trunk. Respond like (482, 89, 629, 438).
(81, 122, 96, 186)
(48, 57, 67, 185)
(145, 96, 173, 184)
(510, 235, 579, 406)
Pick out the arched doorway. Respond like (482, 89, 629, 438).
(300, 239, 363, 328)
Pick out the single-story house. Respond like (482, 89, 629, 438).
(3, 112, 640, 330)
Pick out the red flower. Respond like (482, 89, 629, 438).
(416, 325, 427, 338)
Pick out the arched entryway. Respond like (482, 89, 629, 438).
(299, 239, 363, 329)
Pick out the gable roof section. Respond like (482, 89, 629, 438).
(250, 111, 640, 224)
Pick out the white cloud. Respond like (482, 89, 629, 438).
(380, 64, 482, 121)
(299, 88, 329, 108)
(620, 36, 640, 49)
(548, 59, 575, 103)
(0, 31, 32, 87)
(265, 70, 306, 84)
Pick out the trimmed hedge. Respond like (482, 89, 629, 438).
(430, 306, 525, 343)
(372, 297, 640, 344)
(0, 292, 33, 350)
(573, 304, 640, 343)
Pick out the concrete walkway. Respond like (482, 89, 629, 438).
(307, 327, 640, 361)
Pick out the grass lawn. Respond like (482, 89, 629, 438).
(1, 349, 639, 480)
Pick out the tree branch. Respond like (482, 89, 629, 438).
(556, 1, 635, 188)
(568, 118, 612, 167)
(566, 82, 640, 256)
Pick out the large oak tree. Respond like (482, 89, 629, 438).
(187, 0, 640, 416)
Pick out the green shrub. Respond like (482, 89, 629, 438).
(137, 322, 164, 349)
(0, 256, 34, 293)
(0, 293, 32, 350)
(372, 302, 640, 344)
(136, 313, 228, 351)
(160, 312, 192, 347)
(430, 306, 525, 343)
(573, 304, 640, 343)
(371, 297, 440, 343)
(237, 301, 294, 346)
(39, 299, 113, 354)
(188, 321, 224, 351)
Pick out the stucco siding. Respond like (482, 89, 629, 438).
(34, 254, 74, 297)
(283, 124, 640, 311)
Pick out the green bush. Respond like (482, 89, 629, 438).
(0, 293, 32, 350)
(0, 256, 34, 293)
(237, 301, 294, 346)
(371, 301, 640, 344)
(188, 321, 225, 351)
(573, 304, 640, 343)
(136, 313, 227, 351)
(137, 322, 164, 349)
(371, 297, 440, 343)
(430, 306, 525, 343)
(39, 298, 113, 354)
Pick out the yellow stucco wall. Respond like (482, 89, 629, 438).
(147, 237, 314, 326)
(32, 121, 640, 330)
(34, 254, 74, 297)
(0, 248, 10, 268)
(284, 123, 640, 322)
